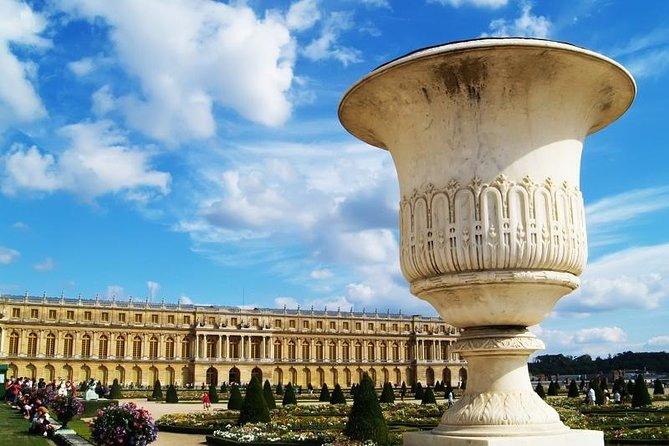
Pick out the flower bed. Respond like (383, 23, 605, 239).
(157, 411, 239, 433)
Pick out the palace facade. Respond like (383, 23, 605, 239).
(0, 294, 466, 388)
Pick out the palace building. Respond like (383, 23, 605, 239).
(0, 294, 466, 388)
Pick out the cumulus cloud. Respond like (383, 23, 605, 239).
(482, 2, 551, 38)
(275, 296, 299, 309)
(0, 0, 49, 128)
(147, 280, 160, 299)
(91, 85, 115, 116)
(531, 325, 629, 356)
(67, 57, 95, 77)
(0, 246, 20, 264)
(34, 257, 55, 272)
(429, 0, 508, 8)
(105, 284, 124, 299)
(647, 335, 669, 347)
(59, 0, 297, 143)
(1, 120, 170, 201)
(304, 12, 361, 66)
(286, 0, 321, 31)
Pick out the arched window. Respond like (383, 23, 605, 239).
(273, 340, 282, 359)
(367, 342, 375, 361)
(9, 331, 19, 356)
(206, 337, 216, 359)
(132, 336, 142, 359)
(328, 341, 336, 361)
(165, 337, 175, 359)
(380, 342, 387, 361)
(355, 342, 362, 362)
(27, 332, 38, 357)
(98, 335, 108, 359)
(301, 341, 310, 360)
(288, 341, 296, 360)
(181, 337, 191, 358)
(392, 343, 399, 362)
(81, 334, 91, 358)
(149, 336, 159, 359)
(116, 336, 126, 358)
(46, 333, 56, 357)
(315, 341, 323, 361)
(63, 334, 73, 358)
(342, 342, 350, 362)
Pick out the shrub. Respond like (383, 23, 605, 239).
(631, 374, 652, 408)
(421, 387, 437, 405)
(653, 379, 665, 395)
(91, 402, 157, 446)
(344, 374, 388, 445)
(547, 380, 558, 396)
(350, 383, 358, 398)
(379, 382, 395, 404)
(400, 382, 407, 399)
(165, 385, 179, 403)
(263, 380, 276, 410)
(81, 399, 119, 418)
(568, 380, 580, 398)
(109, 378, 122, 400)
(220, 382, 228, 393)
(414, 382, 424, 400)
(535, 382, 546, 399)
(51, 395, 84, 428)
(626, 379, 635, 395)
(589, 379, 605, 405)
(282, 383, 297, 406)
(228, 385, 243, 410)
(238, 376, 270, 425)
(276, 382, 284, 395)
(209, 384, 220, 403)
(151, 380, 163, 400)
(319, 383, 330, 402)
(330, 383, 347, 404)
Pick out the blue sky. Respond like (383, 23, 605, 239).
(0, 0, 668, 357)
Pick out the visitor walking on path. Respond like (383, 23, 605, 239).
(202, 391, 211, 410)
(447, 390, 454, 408)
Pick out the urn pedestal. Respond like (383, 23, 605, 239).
(338, 38, 635, 445)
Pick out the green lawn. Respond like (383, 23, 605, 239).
(0, 404, 50, 446)
(69, 418, 92, 441)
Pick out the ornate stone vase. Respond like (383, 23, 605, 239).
(339, 38, 635, 445)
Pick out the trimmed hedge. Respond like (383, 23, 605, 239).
(238, 376, 270, 425)
(344, 373, 388, 445)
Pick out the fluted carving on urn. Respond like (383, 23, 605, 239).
(399, 174, 587, 283)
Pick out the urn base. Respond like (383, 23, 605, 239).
(404, 430, 603, 446)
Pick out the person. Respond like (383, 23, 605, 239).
(30, 406, 55, 437)
(587, 387, 596, 406)
(614, 391, 621, 404)
(447, 390, 454, 408)
(202, 391, 211, 410)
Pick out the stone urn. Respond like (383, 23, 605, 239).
(338, 38, 635, 445)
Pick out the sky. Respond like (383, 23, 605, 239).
(0, 0, 667, 358)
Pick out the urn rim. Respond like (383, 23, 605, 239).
(338, 37, 636, 149)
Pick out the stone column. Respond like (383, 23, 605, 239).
(195, 334, 200, 359)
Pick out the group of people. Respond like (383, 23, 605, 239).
(4, 376, 64, 437)
(585, 386, 622, 406)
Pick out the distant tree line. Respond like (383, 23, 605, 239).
(529, 351, 669, 376)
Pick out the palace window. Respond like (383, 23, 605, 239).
(118, 313, 126, 323)
(289, 319, 296, 328)
(288, 341, 296, 360)
(66, 310, 74, 320)
(165, 337, 175, 359)
(49, 310, 57, 319)
(115, 336, 125, 357)
(302, 320, 309, 329)
(181, 337, 191, 358)
(404, 324, 410, 332)
(354, 342, 362, 361)
(149, 336, 159, 359)
(251, 339, 261, 359)
(151, 314, 159, 324)
(392, 343, 399, 361)
(273, 341, 282, 359)
(101, 312, 109, 322)
(342, 342, 350, 362)
(81, 334, 91, 358)
(252, 318, 259, 326)
(134, 313, 143, 323)
(167, 315, 175, 324)
(355, 322, 361, 331)
(367, 342, 375, 361)
(30, 309, 39, 319)
(230, 317, 237, 326)
(368, 323, 374, 331)
(315, 341, 323, 361)
(329, 321, 336, 330)
(27, 332, 38, 357)
(63, 334, 73, 358)
(381, 323, 386, 331)
(343, 322, 349, 330)
(12, 308, 20, 318)
(206, 337, 216, 358)
(316, 321, 323, 330)
(46, 333, 56, 357)
(84, 311, 92, 321)
(301, 341, 310, 360)
(380, 343, 387, 361)
(274, 319, 282, 328)
(98, 335, 108, 359)
(329, 341, 336, 360)
(183, 315, 191, 324)
(9, 331, 19, 355)
(424, 324, 429, 332)
(132, 336, 142, 359)
(392, 323, 398, 331)
(208, 317, 215, 325)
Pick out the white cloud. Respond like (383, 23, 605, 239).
(482, 2, 551, 38)
(275, 296, 299, 309)
(609, 29, 669, 79)
(147, 280, 160, 299)
(310, 268, 333, 279)
(429, 0, 508, 8)
(91, 85, 115, 116)
(2, 120, 170, 201)
(105, 284, 124, 299)
(647, 335, 669, 347)
(360, 0, 391, 8)
(0, 246, 20, 264)
(574, 326, 627, 344)
(304, 12, 361, 66)
(531, 325, 629, 356)
(67, 57, 95, 77)
(12, 221, 29, 230)
(179, 294, 193, 305)
(0, 0, 49, 128)
(286, 0, 321, 31)
(34, 257, 55, 272)
(59, 0, 297, 143)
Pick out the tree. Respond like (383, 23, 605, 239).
(568, 380, 580, 398)
(276, 382, 284, 395)
(547, 380, 558, 396)
(414, 382, 424, 400)
(626, 379, 635, 395)
(263, 380, 276, 409)
(228, 384, 243, 410)
(344, 373, 388, 445)
(151, 380, 163, 400)
(589, 378, 604, 405)
(400, 381, 407, 400)
(238, 376, 270, 425)
(535, 382, 546, 399)
(379, 382, 395, 404)
(110, 379, 122, 400)
(282, 382, 297, 406)
(631, 374, 652, 408)
(330, 383, 347, 404)
(653, 379, 665, 395)
(165, 384, 179, 403)
(421, 387, 437, 405)
(319, 383, 330, 402)
(209, 384, 219, 403)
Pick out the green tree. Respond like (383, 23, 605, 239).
(344, 374, 388, 445)
(653, 379, 665, 395)
(151, 380, 163, 400)
(568, 380, 580, 398)
(414, 382, 424, 400)
(421, 387, 437, 405)
(319, 383, 330, 402)
(535, 382, 546, 399)
(263, 379, 277, 409)
(276, 382, 284, 395)
(238, 376, 270, 425)
(228, 384, 243, 410)
(282, 382, 297, 406)
(589, 379, 604, 405)
(109, 379, 122, 400)
(547, 380, 558, 396)
(165, 384, 179, 403)
(379, 382, 395, 404)
(626, 379, 635, 395)
(400, 381, 407, 400)
(631, 374, 652, 408)
(209, 384, 219, 403)
(330, 383, 347, 404)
